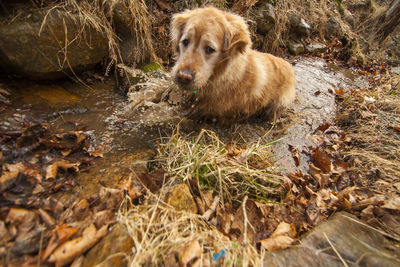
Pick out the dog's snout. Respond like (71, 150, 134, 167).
(176, 69, 195, 85)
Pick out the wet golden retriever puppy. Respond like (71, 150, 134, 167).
(171, 7, 296, 123)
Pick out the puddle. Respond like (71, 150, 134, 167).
(272, 57, 368, 172)
(0, 57, 368, 202)
(1, 78, 158, 204)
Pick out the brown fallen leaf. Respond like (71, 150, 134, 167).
(260, 235, 294, 252)
(289, 145, 300, 167)
(311, 148, 332, 173)
(38, 209, 56, 227)
(335, 87, 344, 95)
(45, 160, 79, 180)
(382, 196, 400, 211)
(0, 171, 19, 192)
(5, 208, 38, 237)
(259, 221, 296, 251)
(4, 162, 26, 172)
(48, 224, 108, 266)
(56, 225, 78, 243)
(180, 239, 202, 267)
(41, 234, 58, 262)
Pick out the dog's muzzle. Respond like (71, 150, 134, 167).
(176, 69, 195, 87)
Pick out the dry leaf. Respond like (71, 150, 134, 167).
(382, 196, 400, 211)
(5, 208, 38, 236)
(289, 145, 300, 167)
(260, 235, 294, 251)
(42, 234, 58, 262)
(0, 171, 19, 192)
(45, 160, 79, 179)
(311, 148, 332, 173)
(180, 239, 202, 266)
(48, 224, 108, 266)
(56, 225, 78, 243)
(38, 209, 56, 227)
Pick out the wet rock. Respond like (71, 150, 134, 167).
(289, 12, 311, 37)
(287, 41, 305, 55)
(0, 9, 108, 80)
(306, 43, 327, 55)
(392, 66, 400, 75)
(82, 223, 134, 267)
(163, 183, 198, 213)
(254, 3, 276, 35)
(342, 9, 355, 26)
(112, 0, 153, 65)
(273, 58, 368, 172)
(326, 17, 343, 39)
(263, 212, 400, 266)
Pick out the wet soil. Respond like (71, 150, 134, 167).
(1, 78, 156, 206)
(272, 57, 368, 172)
(1, 57, 369, 195)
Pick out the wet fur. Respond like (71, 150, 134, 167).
(171, 7, 296, 124)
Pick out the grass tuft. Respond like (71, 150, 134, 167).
(118, 193, 262, 266)
(156, 128, 286, 204)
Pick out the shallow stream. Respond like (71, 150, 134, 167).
(0, 57, 368, 203)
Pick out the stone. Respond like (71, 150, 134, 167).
(297, 18, 311, 36)
(287, 41, 304, 55)
(0, 9, 108, 80)
(288, 12, 311, 37)
(111, 0, 153, 65)
(392, 66, 400, 75)
(82, 223, 134, 267)
(326, 17, 343, 38)
(263, 212, 400, 266)
(254, 3, 276, 35)
(306, 43, 327, 55)
(342, 9, 355, 26)
(163, 183, 198, 213)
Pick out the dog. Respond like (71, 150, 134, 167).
(170, 7, 296, 124)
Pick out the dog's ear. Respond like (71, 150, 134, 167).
(224, 13, 252, 55)
(171, 12, 190, 54)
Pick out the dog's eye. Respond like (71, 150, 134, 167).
(205, 46, 215, 55)
(182, 39, 189, 47)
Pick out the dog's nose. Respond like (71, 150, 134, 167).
(176, 69, 194, 85)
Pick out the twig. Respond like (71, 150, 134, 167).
(202, 195, 220, 221)
(341, 214, 400, 242)
(242, 195, 249, 267)
(323, 232, 349, 267)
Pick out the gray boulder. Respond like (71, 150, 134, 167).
(306, 43, 327, 55)
(288, 40, 304, 55)
(289, 12, 311, 37)
(0, 9, 108, 80)
(254, 3, 276, 35)
(263, 212, 400, 267)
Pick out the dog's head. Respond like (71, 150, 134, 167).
(170, 7, 252, 90)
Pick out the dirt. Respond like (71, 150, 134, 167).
(1, 56, 399, 266)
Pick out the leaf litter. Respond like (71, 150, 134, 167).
(1, 63, 400, 266)
(0, 120, 124, 266)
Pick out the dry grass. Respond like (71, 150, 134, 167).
(258, 0, 331, 53)
(117, 193, 262, 266)
(156, 128, 286, 204)
(41, 0, 156, 74)
(113, 127, 286, 266)
(338, 73, 400, 193)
